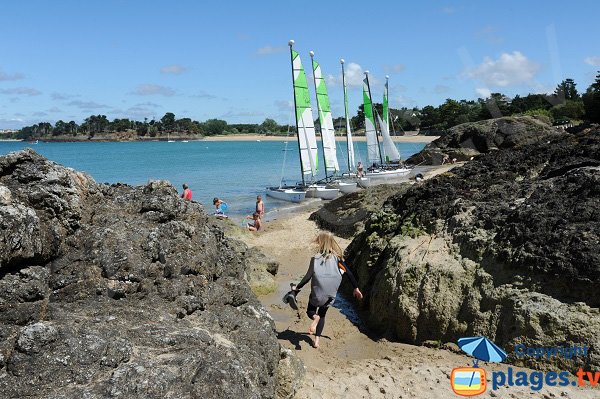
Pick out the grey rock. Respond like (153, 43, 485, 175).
(346, 128, 600, 371)
(0, 149, 289, 398)
(407, 116, 560, 165)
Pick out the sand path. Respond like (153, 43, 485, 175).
(238, 202, 597, 399)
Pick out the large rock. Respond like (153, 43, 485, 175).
(407, 116, 560, 165)
(309, 184, 411, 238)
(0, 149, 287, 398)
(345, 128, 600, 371)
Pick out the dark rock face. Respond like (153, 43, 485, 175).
(346, 129, 600, 370)
(309, 184, 411, 238)
(0, 150, 282, 398)
(407, 116, 560, 165)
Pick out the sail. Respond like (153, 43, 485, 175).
(378, 114, 401, 162)
(342, 62, 355, 171)
(363, 77, 381, 164)
(291, 49, 318, 177)
(312, 58, 339, 174)
(380, 77, 400, 162)
(383, 77, 390, 129)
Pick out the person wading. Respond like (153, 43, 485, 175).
(292, 232, 363, 348)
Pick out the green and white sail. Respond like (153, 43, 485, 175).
(311, 54, 339, 174)
(363, 75, 381, 164)
(381, 76, 401, 162)
(341, 59, 355, 171)
(290, 47, 318, 177)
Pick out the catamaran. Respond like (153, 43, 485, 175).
(329, 58, 360, 194)
(266, 41, 338, 202)
(306, 51, 340, 200)
(358, 72, 411, 187)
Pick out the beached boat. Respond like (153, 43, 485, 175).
(358, 73, 411, 187)
(306, 51, 340, 199)
(265, 186, 306, 203)
(325, 58, 361, 194)
(267, 40, 323, 203)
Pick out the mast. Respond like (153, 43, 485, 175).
(289, 40, 304, 186)
(364, 71, 383, 165)
(341, 59, 355, 172)
(310, 50, 328, 180)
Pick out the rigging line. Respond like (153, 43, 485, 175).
(279, 107, 293, 188)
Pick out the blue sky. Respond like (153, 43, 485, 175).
(1, 0, 599, 129)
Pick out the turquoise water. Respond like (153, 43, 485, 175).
(0, 140, 425, 216)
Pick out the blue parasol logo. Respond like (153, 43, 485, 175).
(458, 336, 507, 363)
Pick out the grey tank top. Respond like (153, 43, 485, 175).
(309, 254, 343, 307)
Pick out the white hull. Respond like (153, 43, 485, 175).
(329, 180, 360, 194)
(266, 187, 306, 203)
(358, 168, 411, 188)
(304, 184, 340, 200)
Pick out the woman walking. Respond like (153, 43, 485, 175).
(292, 232, 363, 348)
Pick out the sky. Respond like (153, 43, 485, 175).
(1, 0, 599, 129)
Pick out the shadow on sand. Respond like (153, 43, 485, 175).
(277, 328, 331, 350)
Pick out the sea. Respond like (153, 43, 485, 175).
(0, 140, 425, 219)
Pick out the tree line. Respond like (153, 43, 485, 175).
(11, 72, 600, 140)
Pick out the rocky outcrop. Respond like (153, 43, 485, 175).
(0, 149, 287, 398)
(309, 184, 411, 238)
(407, 116, 560, 165)
(346, 129, 600, 371)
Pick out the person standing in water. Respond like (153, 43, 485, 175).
(292, 232, 363, 348)
(181, 183, 193, 201)
(356, 162, 364, 178)
(255, 195, 265, 218)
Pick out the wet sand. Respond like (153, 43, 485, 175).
(238, 175, 597, 398)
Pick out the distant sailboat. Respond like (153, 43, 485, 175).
(167, 132, 175, 143)
(306, 50, 339, 199)
(358, 72, 410, 187)
(328, 58, 360, 194)
(266, 40, 314, 203)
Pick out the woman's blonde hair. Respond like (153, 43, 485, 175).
(313, 231, 343, 259)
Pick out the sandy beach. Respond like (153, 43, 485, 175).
(202, 134, 439, 143)
(236, 175, 597, 398)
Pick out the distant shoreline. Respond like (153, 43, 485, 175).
(1, 134, 439, 144)
(204, 134, 439, 143)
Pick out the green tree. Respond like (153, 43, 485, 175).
(550, 100, 585, 121)
(260, 118, 280, 133)
(582, 72, 600, 123)
(204, 119, 227, 136)
(554, 78, 579, 100)
(161, 112, 176, 132)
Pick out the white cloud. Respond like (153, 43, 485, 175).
(32, 111, 48, 117)
(475, 88, 491, 98)
(67, 100, 109, 110)
(47, 107, 62, 113)
(476, 25, 504, 45)
(51, 92, 79, 100)
(0, 87, 41, 96)
(392, 95, 416, 107)
(130, 84, 176, 97)
(256, 45, 286, 56)
(463, 51, 540, 87)
(0, 69, 24, 81)
(584, 56, 600, 66)
(434, 84, 451, 94)
(275, 100, 293, 111)
(160, 65, 188, 74)
(384, 64, 405, 74)
(441, 6, 454, 14)
(191, 91, 217, 100)
(326, 62, 367, 87)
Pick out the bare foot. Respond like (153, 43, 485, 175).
(309, 315, 320, 334)
(313, 336, 320, 348)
